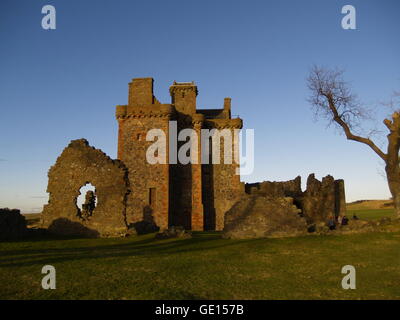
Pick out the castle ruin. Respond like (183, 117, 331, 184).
(41, 78, 346, 237)
(116, 78, 243, 231)
(42, 78, 243, 236)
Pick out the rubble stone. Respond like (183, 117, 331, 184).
(222, 196, 307, 239)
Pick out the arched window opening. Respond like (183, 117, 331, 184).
(76, 183, 97, 220)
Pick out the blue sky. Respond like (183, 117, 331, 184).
(0, 0, 399, 212)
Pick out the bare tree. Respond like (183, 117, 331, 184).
(307, 65, 400, 217)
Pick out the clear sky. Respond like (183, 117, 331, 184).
(0, 0, 399, 212)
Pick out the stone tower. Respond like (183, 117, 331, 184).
(116, 78, 243, 231)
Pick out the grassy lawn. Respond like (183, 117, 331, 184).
(347, 208, 395, 220)
(1, 225, 400, 300)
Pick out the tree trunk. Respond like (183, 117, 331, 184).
(386, 165, 400, 218)
(384, 112, 400, 218)
(391, 191, 400, 217)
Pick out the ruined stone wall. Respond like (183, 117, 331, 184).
(245, 176, 302, 198)
(41, 139, 129, 237)
(245, 174, 346, 223)
(335, 179, 346, 217)
(222, 195, 307, 239)
(300, 174, 346, 222)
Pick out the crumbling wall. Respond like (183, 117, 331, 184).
(245, 176, 302, 198)
(41, 139, 130, 237)
(244, 174, 346, 223)
(335, 179, 346, 217)
(222, 195, 307, 239)
(300, 174, 346, 222)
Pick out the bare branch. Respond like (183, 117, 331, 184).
(307, 65, 387, 161)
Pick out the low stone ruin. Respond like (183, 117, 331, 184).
(245, 176, 303, 198)
(223, 174, 346, 239)
(244, 174, 345, 223)
(223, 196, 307, 239)
(155, 226, 192, 239)
(0, 208, 28, 240)
(311, 216, 400, 235)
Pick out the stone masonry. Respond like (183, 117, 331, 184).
(222, 175, 346, 239)
(42, 78, 243, 236)
(41, 77, 345, 237)
(116, 78, 242, 231)
(244, 174, 346, 223)
(41, 139, 130, 237)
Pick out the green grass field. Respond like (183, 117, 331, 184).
(346, 208, 395, 221)
(1, 208, 400, 300)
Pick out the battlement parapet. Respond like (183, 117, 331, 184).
(116, 104, 174, 119)
(206, 118, 243, 129)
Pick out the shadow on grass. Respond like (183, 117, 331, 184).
(0, 232, 269, 268)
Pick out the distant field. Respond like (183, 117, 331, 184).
(22, 213, 42, 228)
(346, 200, 393, 210)
(346, 208, 395, 221)
(346, 199, 395, 221)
